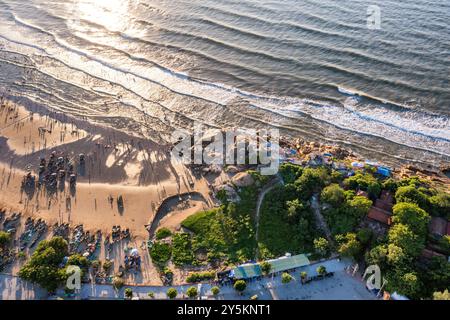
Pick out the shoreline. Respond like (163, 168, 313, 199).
(0, 96, 448, 288)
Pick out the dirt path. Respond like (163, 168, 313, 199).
(254, 175, 283, 260)
(311, 193, 333, 243)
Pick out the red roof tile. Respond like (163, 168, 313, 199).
(367, 207, 392, 225)
(429, 217, 447, 237)
(374, 199, 393, 212)
(421, 248, 445, 259)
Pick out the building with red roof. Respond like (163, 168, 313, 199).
(429, 217, 448, 237)
(367, 207, 392, 226)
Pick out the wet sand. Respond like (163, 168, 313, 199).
(0, 99, 214, 239)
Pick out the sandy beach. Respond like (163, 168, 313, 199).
(0, 100, 214, 237)
(0, 99, 217, 285)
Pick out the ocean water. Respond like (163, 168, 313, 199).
(0, 0, 449, 169)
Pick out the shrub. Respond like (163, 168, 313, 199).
(124, 288, 133, 299)
(281, 272, 293, 284)
(301, 271, 308, 280)
(172, 233, 195, 266)
(150, 241, 172, 265)
(186, 286, 198, 298)
(147, 292, 155, 298)
(321, 184, 345, 207)
(316, 265, 327, 276)
(186, 271, 215, 283)
(0, 231, 11, 247)
(211, 286, 220, 295)
(67, 254, 90, 270)
(234, 280, 247, 292)
(156, 228, 172, 240)
(167, 288, 178, 299)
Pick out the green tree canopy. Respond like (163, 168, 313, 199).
(167, 288, 178, 299)
(313, 237, 330, 257)
(316, 265, 327, 275)
(392, 202, 430, 237)
(395, 185, 429, 211)
(294, 167, 330, 200)
(386, 270, 422, 299)
(186, 286, 198, 298)
(429, 192, 450, 218)
(386, 244, 408, 266)
(321, 184, 345, 207)
(382, 178, 398, 192)
(279, 163, 303, 184)
(0, 231, 12, 248)
(388, 224, 424, 257)
(346, 196, 372, 218)
(367, 182, 382, 199)
(336, 233, 362, 259)
(285, 199, 304, 223)
(433, 289, 450, 300)
(156, 228, 172, 240)
(124, 288, 133, 299)
(233, 280, 247, 292)
(18, 237, 69, 292)
(211, 286, 220, 295)
(281, 272, 293, 284)
(439, 235, 450, 254)
(150, 241, 172, 265)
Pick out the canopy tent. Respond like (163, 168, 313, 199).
(233, 264, 262, 280)
(267, 254, 310, 273)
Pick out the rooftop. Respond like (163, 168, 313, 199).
(232, 254, 311, 280)
(367, 207, 392, 225)
(232, 264, 262, 280)
(267, 254, 310, 273)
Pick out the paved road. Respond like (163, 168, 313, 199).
(71, 258, 375, 300)
(1, 259, 375, 300)
(0, 273, 47, 300)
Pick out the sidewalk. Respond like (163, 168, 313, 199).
(1, 258, 375, 300)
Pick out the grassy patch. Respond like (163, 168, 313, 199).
(172, 233, 196, 267)
(149, 241, 172, 265)
(155, 227, 172, 240)
(257, 185, 316, 259)
(181, 186, 259, 263)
